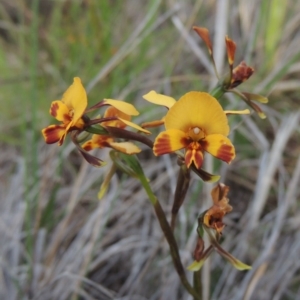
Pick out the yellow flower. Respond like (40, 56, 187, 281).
(42, 77, 87, 146)
(82, 104, 148, 155)
(146, 91, 236, 169)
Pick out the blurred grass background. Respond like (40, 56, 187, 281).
(1, 0, 300, 299)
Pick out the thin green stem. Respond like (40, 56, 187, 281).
(139, 176, 200, 299)
(209, 84, 226, 99)
(193, 270, 202, 300)
(105, 126, 154, 148)
(153, 201, 201, 299)
(119, 155, 200, 298)
(171, 166, 190, 230)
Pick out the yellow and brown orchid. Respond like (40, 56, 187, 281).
(144, 91, 236, 170)
(82, 104, 148, 155)
(42, 77, 87, 146)
(42, 78, 151, 166)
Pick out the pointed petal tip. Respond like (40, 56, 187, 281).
(235, 264, 252, 271)
(79, 149, 107, 167)
(142, 90, 155, 98)
(214, 243, 252, 271)
(207, 175, 221, 183)
(193, 26, 213, 54)
(255, 96, 268, 104)
(73, 77, 82, 83)
(225, 36, 236, 66)
(191, 166, 221, 182)
(242, 92, 269, 104)
(225, 109, 250, 115)
(229, 258, 252, 271)
(187, 260, 203, 272)
(118, 118, 151, 134)
(258, 112, 267, 119)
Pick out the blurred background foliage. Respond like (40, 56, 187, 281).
(1, 0, 300, 299)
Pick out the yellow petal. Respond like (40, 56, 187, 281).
(165, 92, 229, 136)
(246, 100, 267, 119)
(153, 129, 187, 156)
(117, 118, 151, 134)
(230, 260, 252, 271)
(61, 77, 87, 124)
(143, 90, 176, 109)
(109, 141, 141, 154)
(202, 134, 235, 163)
(214, 244, 252, 271)
(242, 92, 268, 103)
(49, 101, 71, 123)
(102, 106, 131, 128)
(141, 119, 165, 129)
(187, 260, 205, 271)
(41, 124, 67, 146)
(98, 184, 108, 200)
(98, 164, 117, 200)
(82, 135, 113, 151)
(103, 99, 139, 116)
(224, 109, 250, 115)
(257, 111, 267, 119)
(72, 117, 85, 129)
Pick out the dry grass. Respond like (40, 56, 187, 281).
(1, 0, 300, 299)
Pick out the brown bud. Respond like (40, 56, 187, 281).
(230, 61, 254, 89)
(203, 184, 232, 234)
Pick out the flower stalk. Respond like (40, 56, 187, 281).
(115, 153, 201, 299)
(171, 165, 191, 230)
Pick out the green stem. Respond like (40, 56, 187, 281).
(171, 166, 190, 230)
(193, 270, 202, 300)
(84, 125, 109, 135)
(209, 84, 226, 99)
(153, 200, 201, 299)
(123, 155, 200, 298)
(106, 126, 154, 148)
(139, 177, 200, 299)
